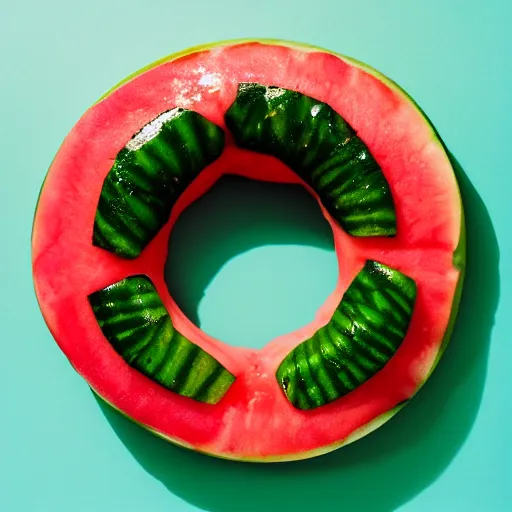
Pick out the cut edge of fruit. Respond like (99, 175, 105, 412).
(91, 385, 408, 463)
(431, 198, 466, 372)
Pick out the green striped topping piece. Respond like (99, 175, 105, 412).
(93, 109, 225, 258)
(276, 261, 416, 410)
(225, 83, 396, 237)
(88, 275, 235, 404)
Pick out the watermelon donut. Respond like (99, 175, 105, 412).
(32, 40, 465, 462)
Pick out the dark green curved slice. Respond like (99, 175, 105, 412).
(225, 83, 396, 237)
(88, 275, 235, 404)
(276, 261, 416, 410)
(93, 109, 225, 258)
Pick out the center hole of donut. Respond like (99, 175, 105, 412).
(164, 175, 337, 349)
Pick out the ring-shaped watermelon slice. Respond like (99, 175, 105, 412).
(32, 40, 465, 462)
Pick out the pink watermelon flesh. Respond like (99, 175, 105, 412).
(32, 41, 464, 461)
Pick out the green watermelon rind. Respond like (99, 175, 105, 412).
(37, 39, 466, 462)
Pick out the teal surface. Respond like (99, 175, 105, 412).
(0, 1, 509, 511)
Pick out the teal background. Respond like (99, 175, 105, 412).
(1, 0, 510, 510)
